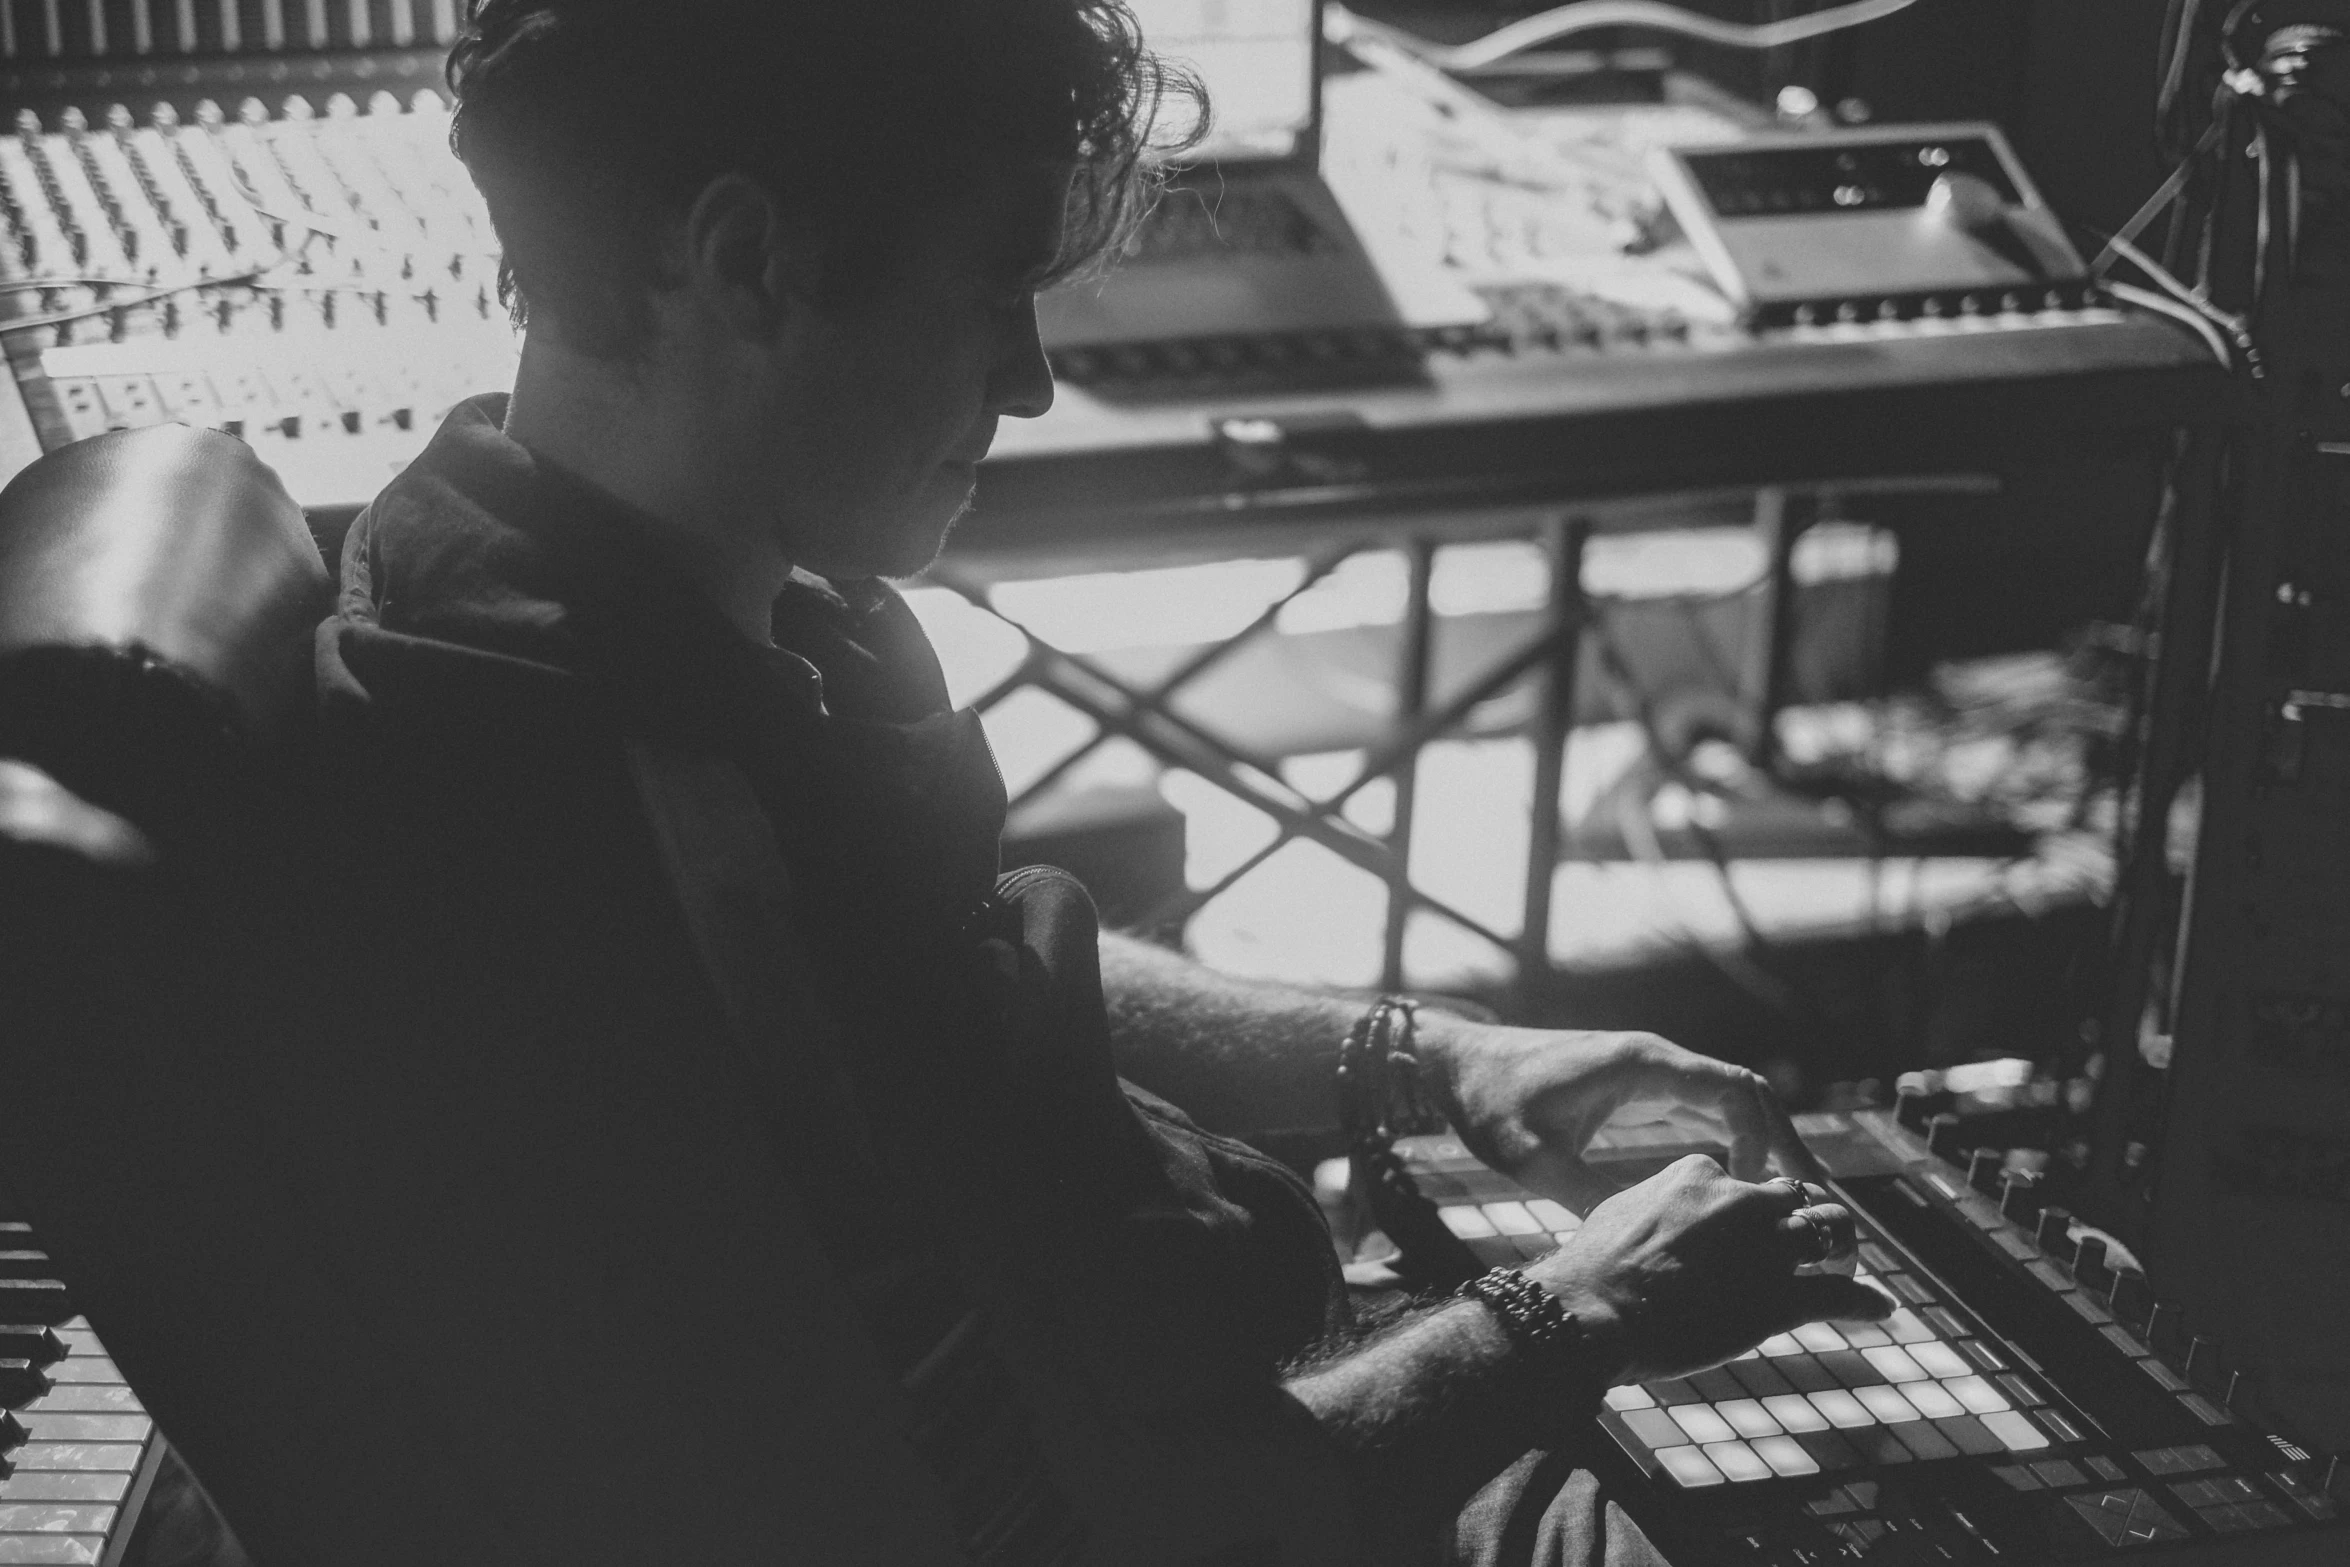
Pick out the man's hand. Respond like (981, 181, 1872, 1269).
(1417, 1019, 1826, 1212)
(1525, 1155, 1893, 1383)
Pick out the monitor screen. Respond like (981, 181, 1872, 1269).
(1129, 0, 1318, 162)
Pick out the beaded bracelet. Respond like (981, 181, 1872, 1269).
(1458, 1266, 1584, 1370)
(1336, 995, 1448, 1151)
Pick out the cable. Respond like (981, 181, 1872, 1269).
(1330, 0, 1921, 71)
(0, 267, 278, 336)
(2105, 281, 2237, 369)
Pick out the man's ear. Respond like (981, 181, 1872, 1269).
(677, 172, 819, 338)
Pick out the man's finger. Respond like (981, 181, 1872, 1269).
(1783, 1274, 1896, 1327)
(1649, 1058, 1822, 1185)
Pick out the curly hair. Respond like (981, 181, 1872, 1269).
(448, 0, 1205, 359)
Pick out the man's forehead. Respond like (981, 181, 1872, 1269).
(946, 160, 1077, 276)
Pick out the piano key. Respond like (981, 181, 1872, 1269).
(1655, 1446, 1725, 1489)
(1619, 1409, 1688, 1451)
(15, 1419, 148, 1446)
(1860, 1346, 1929, 1383)
(1853, 1386, 1922, 1424)
(18, 1390, 136, 1416)
(5, 1448, 142, 1474)
(1834, 1321, 1892, 1349)
(0, 1261, 52, 1284)
(1666, 1405, 1737, 1446)
(1943, 1376, 2011, 1415)
(0, 1369, 45, 1410)
(1725, 1358, 1793, 1398)
(0, 1290, 70, 1330)
(1906, 1341, 1970, 1379)
(45, 1335, 99, 1360)
(1979, 1411, 2052, 1453)
(32, 1365, 117, 1387)
(1437, 1205, 1496, 1239)
(1805, 1390, 1875, 1429)
(1702, 1440, 1771, 1483)
(1752, 1434, 1820, 1477)
(0, 1413, 28, 1450)
(1716, 1399, 1781, 1439)
(0, 1475, 127, 1503)
(1601, 1385, 1654, 1412)
(1899, 1381, 1966, 1420)
(0, 1537, 106, 1563)
(0, 1508, 116, 1536)
(0, 1338, 59, 1371)
(1760, 1394, 1829, 1433)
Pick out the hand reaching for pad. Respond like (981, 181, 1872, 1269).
(1523, 1154, 1893, 1384)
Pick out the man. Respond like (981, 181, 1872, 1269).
(297, 1, 1891, 1561)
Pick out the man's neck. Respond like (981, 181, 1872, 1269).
(503, 330, 792, 645)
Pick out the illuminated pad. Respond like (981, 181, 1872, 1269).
(1584, 1236, 2065, 1486)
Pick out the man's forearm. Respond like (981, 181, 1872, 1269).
(1099, 932, 1375, 1137)
(1285, 1298, 1615, 1553)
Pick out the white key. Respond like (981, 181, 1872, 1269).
(1603, 1385, 1655, 1412)
(1657, 1446, 1724, 1488)
(1855, 1385, 1923, 1424)
(1980, 1410, 2051, 1452)
(1945, 1375, 2011, 1415)
(1838, 1322, 1893, 1349)
(1439, 1205, 1496, 1239)
(1862, 1346, 1929, 1384)
(1482, 1201, 1543, 1236)
(1752, 1434, 1821, 1477)
(1668, 1405, 1737, 1445)
(1908, 1341, 1972, 1379)
(1717, 1399, 1781, 1438)
(1703, 1440, 1772, 1483)
(1806, 1389, 1875, 1428)
(1762, 1394, 1829, 1432)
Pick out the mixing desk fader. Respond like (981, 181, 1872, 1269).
(1397, 1113, 2348, 1563)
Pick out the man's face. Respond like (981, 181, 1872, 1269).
(737, 161, 1069, 581)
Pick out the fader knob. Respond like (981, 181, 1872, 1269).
(2145, 1298, 2180, 1346)
(2035, 1205, 2074, 1260)
(1894, 1074, 1931, 1129)
(2000, 1169, 2041, 1220)
(2073, 1234, 2108, 1284)
(1926, 1114, 1961, 1159)
(2185, 1334, 2217, 1378)
(1967, 1147, 2001, 1194)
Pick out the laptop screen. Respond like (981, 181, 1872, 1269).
(1130, 0, 1319, 163)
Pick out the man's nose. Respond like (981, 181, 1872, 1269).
(988, 298, 1057, 420)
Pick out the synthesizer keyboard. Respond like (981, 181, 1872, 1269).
(0, 1219, 161, 1565)
(1396, 1114, 2348, 1564)
(0, 95, 2227, 529)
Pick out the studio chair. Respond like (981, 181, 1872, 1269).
(0, 428, 980, 1565)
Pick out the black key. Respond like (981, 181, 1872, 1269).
(0, 1283, 71, 1326)
(0, 1411, 28, 1451)
(0, 1329, 64, 1365)
(0, 1254, 53, 1281)
(1813, 1350, 1883, 1388)
(1648, 1378, 1703, 1406)
(0, 1361, 49, 1407)
(1776, 1355, 1839, 1394)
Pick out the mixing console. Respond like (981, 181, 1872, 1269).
(1398, 1114, 2348, 1563)
(0, 88, 518, 502)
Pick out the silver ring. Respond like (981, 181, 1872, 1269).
(1783, 1202, 1856, 1266)
(1785, 1208, 1835, 1265)
(1767, 1175, 1829, 1209)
